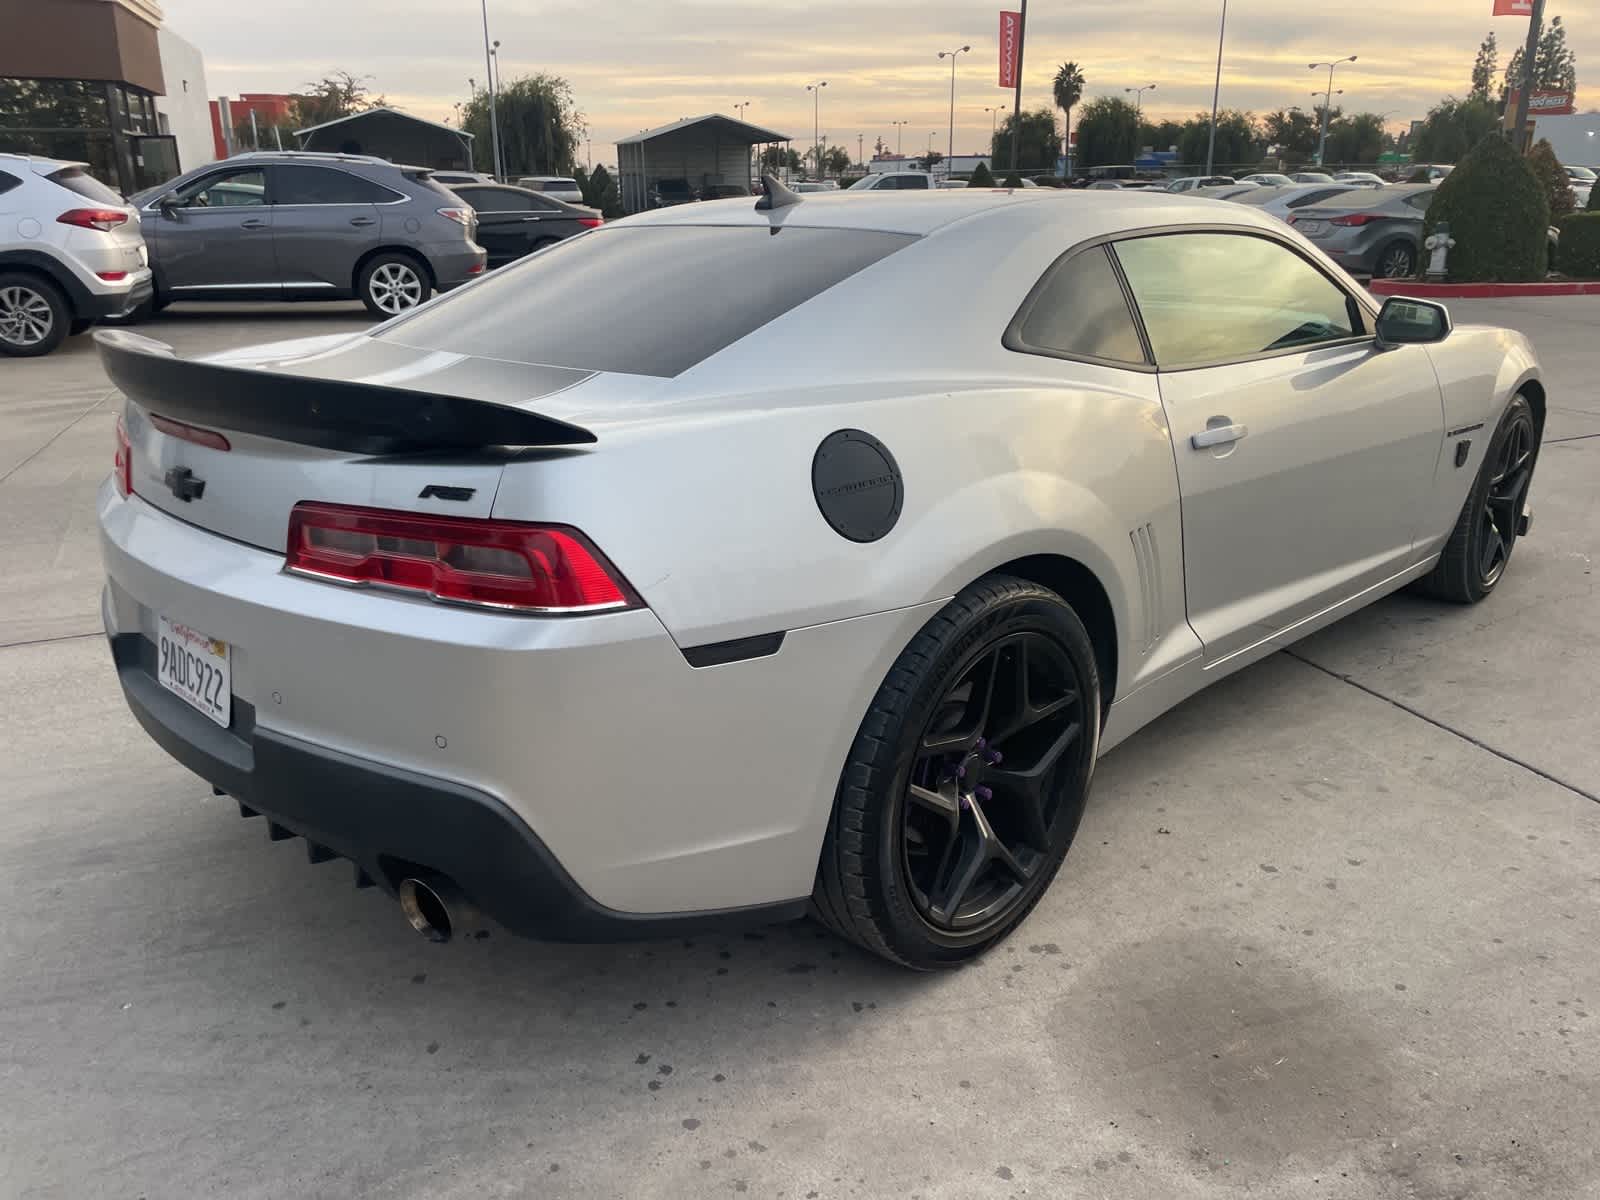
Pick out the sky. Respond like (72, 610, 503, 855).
(163, 0, 1595, 162)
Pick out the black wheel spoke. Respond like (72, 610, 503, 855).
(930, 830, 987, 923)
(920, 648, 999, 754)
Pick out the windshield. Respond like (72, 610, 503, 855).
(1568, 166, 1597, 181)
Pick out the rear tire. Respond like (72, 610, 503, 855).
(1417, 394, 1539, 604)
(0, 272, 69, 357)
(1375, 240, 1417, 279)
(812, 575, 1101, 969)
(357, 252, 431, 318)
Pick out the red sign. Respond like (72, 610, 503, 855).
(998, 11, 1021, 88)
(1505, 88, 1577, 115)
(1492, 0, 1533, 14)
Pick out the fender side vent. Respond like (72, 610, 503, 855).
(682, 632, 785, 668)
(1129, 523, 1162, 653)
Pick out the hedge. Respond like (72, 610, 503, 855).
(1528, 139, 1575, 221)
(1423, 133, 1549, 282)
(1557, 212, 1600, 278)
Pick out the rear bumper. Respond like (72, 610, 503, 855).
(427, 241, 488, 289)
(78, 273, 154, 319)
(108, 631, 805, 940)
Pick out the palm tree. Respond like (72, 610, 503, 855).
(1053, 62, 1086, 176)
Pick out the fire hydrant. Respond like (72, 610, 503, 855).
(1424, 222, 1455, 282)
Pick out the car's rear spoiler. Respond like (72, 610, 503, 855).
(95, 329, 596, 454)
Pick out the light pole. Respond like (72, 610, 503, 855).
(1124, 83, 1156, 119)
(938, 44, 972, 167)
(733, 100, 752, 121)
(479, 2, 502, 181)
(806, 82, 827, 179)
(983, 106, 998, 138)
(1309, 55, 1356, 166)
(857, 132, 864, 169)
(1205, 0, 1228, 175)
(891, 119, 908, 156)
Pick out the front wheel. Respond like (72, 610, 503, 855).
(357, 253, 431, 318)
(812, 576, 1101, 969)
(1418, 394, 1539, 604)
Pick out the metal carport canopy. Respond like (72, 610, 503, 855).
(616, 113, 792, 214)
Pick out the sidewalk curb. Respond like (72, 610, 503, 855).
(1368, 279, 1600, 298)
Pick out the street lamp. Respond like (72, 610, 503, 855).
(1124, 83, 1157, 119)
(806, 81, 827, 179)
(938, 44, 972, 166)
(478, 2, 503, 181)
(982, 106, 999, 138)
(1309, 55, 1356, 166)
(733, 100, 752, 121)
(891, 119, 908, 156)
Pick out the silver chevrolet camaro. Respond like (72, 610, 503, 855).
(96, 181, 1544, 968)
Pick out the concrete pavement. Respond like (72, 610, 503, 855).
(0, 299, 1596, 1199)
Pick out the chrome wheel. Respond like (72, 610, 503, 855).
(0, 284, 55, 347)
(901, 630, 1088, 934)
(1476, 405, 1536, 589)
(367, 262, 423, 314)
(1378, 243, 1415, 279)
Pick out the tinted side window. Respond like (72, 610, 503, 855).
(0, 169, 21, 196)
(174, 168, 266, 207)
(1402, 191, 1434, 212)
(1113, 233, 1359, 367)
(1011, 246, 1146, 365)
(273, 165, 395, 205)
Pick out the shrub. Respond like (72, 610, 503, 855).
(1423, 133, 1549, 282)
(1528, 139, 1575, 221)
(1590, 178, 1600, 212)
(1556, 212, 1600, 277)
(1405, 167, 1431, 183)
(968, 162, 996, 187)
(1003, 172, 1024, 188)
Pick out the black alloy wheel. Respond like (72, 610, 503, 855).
(1475, 402, 1537, 590)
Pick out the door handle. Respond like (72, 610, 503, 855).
(1190, 422, 1248, 450)
(349, 216, 376, 227)
(239, 218, 268, 230)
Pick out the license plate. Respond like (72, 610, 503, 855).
(157, 616, 231, 728)
(1296, 220, 1326, 235)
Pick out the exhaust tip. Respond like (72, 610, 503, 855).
(399, 877, 454, 943)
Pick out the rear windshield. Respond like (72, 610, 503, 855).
(48, 166, 124, 204)
(378, 225, 916, 377)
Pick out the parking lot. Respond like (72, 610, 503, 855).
(2, 297, 1597, 1198)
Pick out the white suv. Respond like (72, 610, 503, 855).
(846, 171, 933, 191)
(0, 154, 152, 356)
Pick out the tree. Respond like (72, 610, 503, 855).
(1424, 132, 1549, 281)
(1470, 32, 1499, 100)
(1324, 113, 1387, 167)
(1506, 14, 1578, 95)
(1141, 119, 1183, 153)
(1176, 110, 1258, 169)
(1528, 138, 1575, 219)
(1052, 62, 1085, 173)
(822, 145, 852, 177)
(1074, 96, 1139, 169)
(990, 109, 1059, 171)
(1003, 172, 1024, 188)
(1412, 96, 1501, 162)
(968, 161, 995, 187)
(462, 73, 582, 177)
(293, 71, 383, 128)
(1263, 107, 1321, 160)
(760, 146, 801, 171)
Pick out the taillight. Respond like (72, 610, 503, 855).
(577, 216, 603, 229)
(58, 208, 130, 232)
(114, 416, 133, 497)
(436, 207, 472, 226)
(97, 270, 128, 281)
(149, 412, 231, 451)
(1330, 213, 1382, 227)
(284, 503, 638, 614)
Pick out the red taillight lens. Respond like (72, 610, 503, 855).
(284, 503, 638, 614)
(1330, 213, 1382, 227)
(113, 416, 133, 497)
(97, 270, 129, 281)
(149, 412, 231, 451)
(436, 206, 472, 226)
(577, 216, 603, 228)
(58, 207, 130, 232)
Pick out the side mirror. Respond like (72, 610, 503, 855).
(157, 196, 180, 218)
(1374, 296, 1450, 349)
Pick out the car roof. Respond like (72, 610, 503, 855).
(1311, 183, 1428, 209)
(615, 187, 1283, 239)
(0, 153, 85, 173)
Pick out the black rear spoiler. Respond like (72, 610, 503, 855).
(94, 329, 596, 455)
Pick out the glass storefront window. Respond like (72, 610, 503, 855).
(0, 78, 110, 127)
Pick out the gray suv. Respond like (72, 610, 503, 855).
(129, 152, 486, 317)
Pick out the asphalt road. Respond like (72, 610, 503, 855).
(2, 299, 1596, 1200)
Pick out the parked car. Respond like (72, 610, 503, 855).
(649, 177, 697, 206)
(1227, 182, 1364, 221)
(791, 181, 836, 193)
(1088, 180, 1126, 190)
(1165, 175, 1235, 192)
(0, 153, 152, 356)
(96, 187, 1546, 967)
(1333, 171, 1387, 187)
(1192, 183, 1262, 200)
(698, 184, 751, 199)
(445, 183, 601, 268)
(1287, 183, 1435, 277)
(1237, 172, 1295, 187)
(1288, 171, 1336, 184)
(1562, 164, 1595, 209)
(846, 172, 933, 191)
(430, 171, 496, 186)
(128, 151, 485, 317)
(514, 176, 584, 204)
